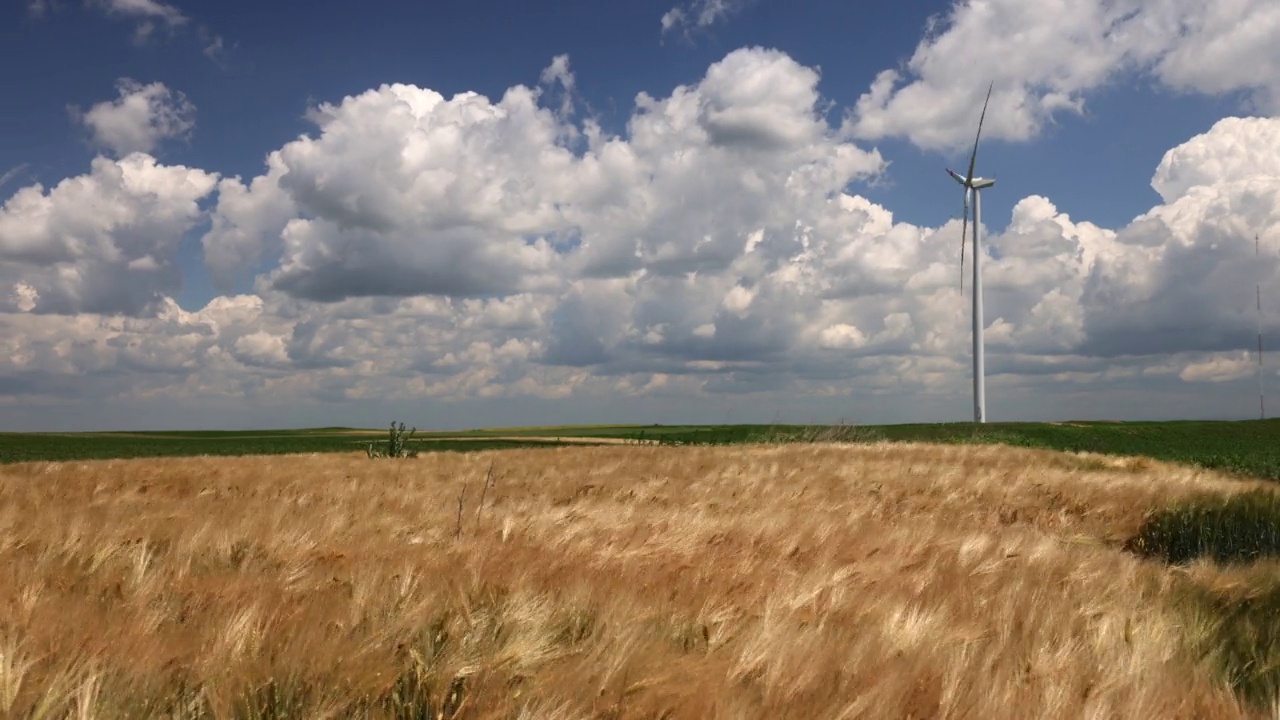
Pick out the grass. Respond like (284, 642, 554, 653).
(4, 442, 1280, 717)
(1127, 489, 1280, 565)
(1174, 574, 1280, 710)
(1117, 486, 1280, 709)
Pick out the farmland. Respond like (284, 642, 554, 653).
(5, 440, 1280, 712)
(605, 419, 1280, 482)
(5, 419, 1280, 483)
(4, 442, 1280, 717)
(5, 419, 1280, 715)
(0, 428, 597, 464)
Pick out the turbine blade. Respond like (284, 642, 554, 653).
(965, 82, 994, 183)
(946, 168, 966, 186)
(960, 190, 969, 294)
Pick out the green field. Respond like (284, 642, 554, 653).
(433, 419, 1280, 482)
(0, 429, 594, 464)
(607, 419, 1280, 481)
(4, 419, 1280, 482)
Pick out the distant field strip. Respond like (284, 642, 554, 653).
(5, 419, 1280, 482)
(0, 431, 605, 463)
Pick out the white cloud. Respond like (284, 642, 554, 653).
(1180, 352, 1257, 383)
(94, 0, 186, 24)
(74, 0, 230, 61)
(4, 47, 1280, 426)
(203, 48, 885, 304)
(848, 0, 1280, 150)
(90, 0, 186, 42)
(819, 324, 868, 350)
(10, 283, 38, 312)
(539, 54, 577, 117)
(1075, 119, 1280, 360)
(1150, 0, 1280, 109)
(1151, 116, 1280, 203)
(0, 153, 217, 315)
(202, 33, 227, 63)
(260, 81, 572, 301)
(201, 151, 296, 288)
(232, 330, 290, 368)
(662, 0, 750, 38)
(74, 79, 196, 157)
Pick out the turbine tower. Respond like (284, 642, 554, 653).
(946, 83, 995, 424)
(1258, 234, 1266, 420)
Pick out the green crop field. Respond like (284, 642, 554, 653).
(4, 419, 1280, 483)
(590, 419, 1280, 481)
(0, 429, 594, 464)
(426, 419, 1280, 482)
(421, 419, 1280, 480)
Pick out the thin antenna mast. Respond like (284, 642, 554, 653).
(1258, 234, 1266, 420)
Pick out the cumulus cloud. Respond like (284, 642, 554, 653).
(258, 82, 572, 301)
(849, 0, 1280, 150)
(201, 150, 296, 288)
(1150, 116, 1280, 203)
(203, 47, 885, 306)
(73, 79, 196, 157)
(1151, 0, 1280, 110)
(0, 153, 217, 315)
(1072, 117, 1280, 361)
(3, 47, 1280, 426)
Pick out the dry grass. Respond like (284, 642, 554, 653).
(0, 442, 1274, 718)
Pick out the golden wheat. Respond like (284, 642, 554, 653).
(0, 442, 1273, 718)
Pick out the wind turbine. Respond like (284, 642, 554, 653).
(1257, 234, 1266, 420)
(946, 83, 995, 424)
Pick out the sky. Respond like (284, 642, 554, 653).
(2, 0, 1280, 431)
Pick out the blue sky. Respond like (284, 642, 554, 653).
(1, 0, 1279, 430)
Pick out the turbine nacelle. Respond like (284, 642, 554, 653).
(946, 168, 996, 190)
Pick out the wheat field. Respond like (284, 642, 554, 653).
(0, 442, 1275, 718)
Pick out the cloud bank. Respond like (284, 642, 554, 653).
(1, 45, 1278, 429)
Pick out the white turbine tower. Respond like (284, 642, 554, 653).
(1257, 234, 1267, 420)
(946, 83, 995, 424)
